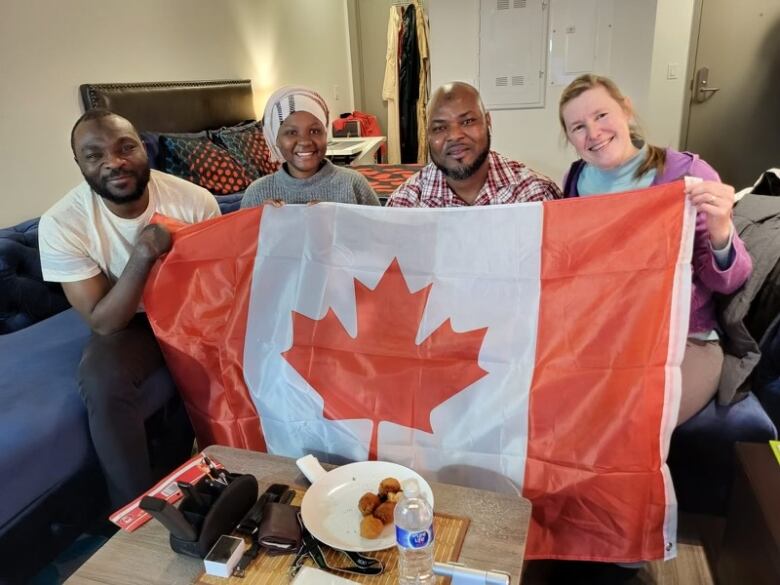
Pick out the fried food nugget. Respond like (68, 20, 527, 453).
(358, 492, 381, 516)
(360, 515, 384, 539)
(386, 491, 403, 503)
(373, 501, 396, 525)
(378, 477, 402, 497)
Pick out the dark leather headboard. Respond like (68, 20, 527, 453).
(79, 79, 256, 133)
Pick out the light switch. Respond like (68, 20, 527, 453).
(667, 63, 680, 80)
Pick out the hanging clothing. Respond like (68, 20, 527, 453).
(398, 5, 420, 164)
(382, 5, 403, 164)
(413, 0, 430, 164)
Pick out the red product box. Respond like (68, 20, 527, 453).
(109, 453, 225, 532)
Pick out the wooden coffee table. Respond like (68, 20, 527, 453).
(66, 445, 531, 584)
(717, 442, 780, 584)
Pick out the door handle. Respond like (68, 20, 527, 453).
(693, 67, 720, 103)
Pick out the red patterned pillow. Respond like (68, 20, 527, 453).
(212, 121, 280, 179)
(354, 164, 425, 195)
(160, 135, 251, 195)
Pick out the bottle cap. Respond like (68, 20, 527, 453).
(402, 478, 420, 497)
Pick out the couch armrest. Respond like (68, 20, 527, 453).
(0, 220, 70, 334)
(754, 314, 780, 428)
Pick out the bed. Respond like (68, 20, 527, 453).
(79, 79, 256, 133)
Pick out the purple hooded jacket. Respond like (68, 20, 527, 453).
(563, 148, 752, 335)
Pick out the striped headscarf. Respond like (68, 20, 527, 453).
(262, 86, 330, 162)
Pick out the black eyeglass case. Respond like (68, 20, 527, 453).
(142, 472, 259, 559)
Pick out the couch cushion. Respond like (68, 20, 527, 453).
(0, 309, 179, 530)
(160, 134, 251, 195)
(0, 217, 40, 245)
(0, 309, 92, 529)
(753, 313, 780, 428)
(215, 192, 245, 215)
(0, 219, 70, 334)
(669, 393, 777, 515)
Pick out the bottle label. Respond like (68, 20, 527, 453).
(396, 525, 434, 549)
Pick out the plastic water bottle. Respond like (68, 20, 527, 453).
(394, 478, 434, 584)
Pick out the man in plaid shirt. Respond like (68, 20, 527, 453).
(387, 82, 561, 207)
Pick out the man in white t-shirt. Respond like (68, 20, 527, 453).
(39, 109, 220, 507)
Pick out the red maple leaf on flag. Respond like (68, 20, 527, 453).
(282, 258, 488, 460)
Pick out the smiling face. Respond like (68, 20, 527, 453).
(276, 111, 328, 179)
(561, 85, 639, 171)
(73, 115, 150, 207)
(427, 85, 491, 181)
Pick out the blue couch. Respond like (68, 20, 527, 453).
(0, 211, 228, 583)
(0, 306, 197, 583)
(0, 219, 70, 333)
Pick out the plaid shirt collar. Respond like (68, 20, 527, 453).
(387, 150, 561, 208)
(420, 150, 506, 207)
(416, 151, 534, 206)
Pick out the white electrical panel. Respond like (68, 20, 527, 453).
(478, 0, 549, 110)
(548, 0, 614, 86)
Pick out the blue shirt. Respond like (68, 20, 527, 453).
(577, 145, 656, 196)
(576, 144, 732, 340)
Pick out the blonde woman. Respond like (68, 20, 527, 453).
(559, 74, 752, 425)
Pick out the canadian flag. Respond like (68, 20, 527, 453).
(145, 181, 694, 562)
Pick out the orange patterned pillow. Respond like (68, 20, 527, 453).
(212, 121, 280, 180)
(160, 135, 251, 195)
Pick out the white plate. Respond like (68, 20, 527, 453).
(300, 460, 434, 552)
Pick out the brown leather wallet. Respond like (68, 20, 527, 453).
(256, 503, 302, 555)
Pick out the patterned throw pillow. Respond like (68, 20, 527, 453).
(160, 135, 251, 195)
(354, 164, 425, 196)
(212, 121, 280, 180)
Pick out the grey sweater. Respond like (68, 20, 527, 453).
(240, 160, 380, 208)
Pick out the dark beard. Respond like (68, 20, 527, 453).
(431, 135, 491, 181)
(86, 166, 150, 205)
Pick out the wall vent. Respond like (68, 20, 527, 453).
(479, 0, 548, 109)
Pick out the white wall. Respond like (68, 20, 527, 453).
(428, 0, 695, 184)
(0, 0, 354, 226)
(645, 0, 696, 149)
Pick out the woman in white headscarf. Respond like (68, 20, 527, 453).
(241, 86, 379, 208)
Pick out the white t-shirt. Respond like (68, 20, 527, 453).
(39, 170, 221, 284)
